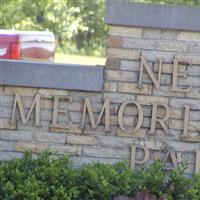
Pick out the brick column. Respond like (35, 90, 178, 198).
(104, 1, 200, 174)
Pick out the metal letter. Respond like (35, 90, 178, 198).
(149, 103, 170, 134)
(162, 150, 182, 168)
(50, 96, 71, 129)
(131, 145, 150, 169)
(183, 105, 190, 136)
(195, 150, 200, 174)
(118, 100, 143, 134)
(80, 98, 110, 131)
(139, 55, 163, 89)
(11, 92, 41, 126)
(172, 59, 192, 93)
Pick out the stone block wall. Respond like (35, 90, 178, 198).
(104, 24, 200, 174)
(0, 2, 200, 175)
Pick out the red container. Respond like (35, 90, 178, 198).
(0, 30, 55, 62)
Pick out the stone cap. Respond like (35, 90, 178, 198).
(0, 59, 104, 92)
(105, 0, 200, 32)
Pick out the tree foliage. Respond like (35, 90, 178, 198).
(0, 0, 106, 56)
(0, 0, 199, 56)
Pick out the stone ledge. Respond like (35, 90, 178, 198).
(0, 59, 104, 92)
(105, 1, 200, 32)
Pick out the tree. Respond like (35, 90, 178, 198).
(0, 0, 106, 56)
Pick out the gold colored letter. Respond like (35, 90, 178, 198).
(139, 55, 163, 89)
(80, 98, 110, 131)
(118, 100, 143, 134)
(50, 96, 70, 129)
(149, 103, 170, 134)
(11, 92, 40, 126)
(163, 150, 182, 168)
(131, 145, 150, 169)
(172, 59, 192, 93)
(183, 105, 190, 136)
(195, 150, 200, 174)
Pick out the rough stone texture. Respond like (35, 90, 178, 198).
(0, 2, 200, 175)
(106, 36, 122, 48)
(109, 26, 142, 38)
(177, 32, 200, 42)
(104, 82, 117, 92)
(103, 3, 200, 175)
(105, 1, 200, 32)
(119, 83, 152, 95)
(0, 119, 16, 129)
(106, 70, 137, 82)
(107, 48, 140, 60)
(0, 60, 103, 92)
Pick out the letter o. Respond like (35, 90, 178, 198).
(118, 100, 143, 134)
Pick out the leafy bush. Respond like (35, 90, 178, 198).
(0, 151, 79, 200)
(186, 175, 200, 200)
(0, 151, 199, 200)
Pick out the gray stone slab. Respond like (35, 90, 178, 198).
(0, 59, 104, 92)
(105, 1, 200, 32)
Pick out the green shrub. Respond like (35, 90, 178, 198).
(78, 162, 117, 199)
(132, 161, 166, 197)
(0, 151, 79, 200)
(77, 161, 138, 199)
(186, 175, 200, 200)
(0, 151, 199, 200)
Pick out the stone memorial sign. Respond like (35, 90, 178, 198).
(0, 1, 199, 175)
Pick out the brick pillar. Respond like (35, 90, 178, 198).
(104, 1, 200, 174)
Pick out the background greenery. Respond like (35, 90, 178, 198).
(1, 0, 200, 57)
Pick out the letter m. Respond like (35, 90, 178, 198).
(11, 92, 41, 126)
(80, 98, 110, 131)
